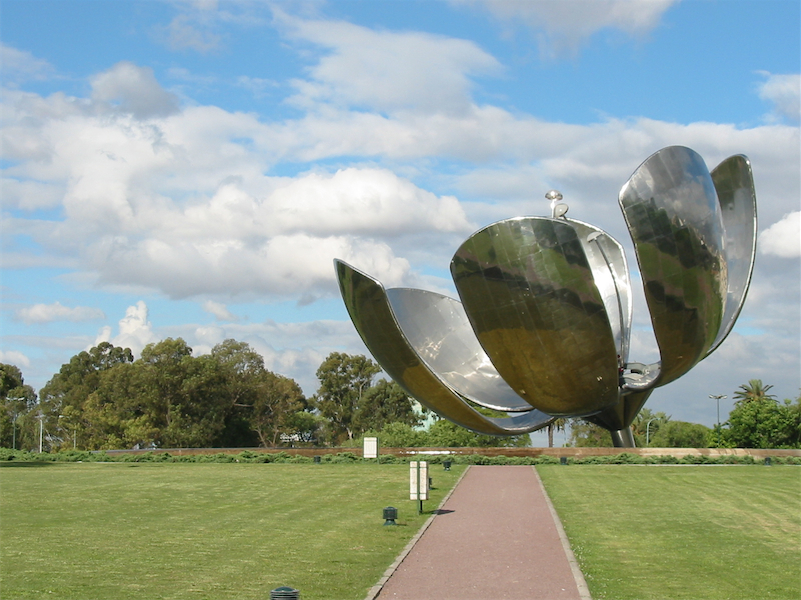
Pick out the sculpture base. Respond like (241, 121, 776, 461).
(611, 428, 636, 448)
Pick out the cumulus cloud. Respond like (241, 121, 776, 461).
(95, 301, 158, 354)
(202, 300, 239, 322)
(0, 350, 32, 369)
(278, 12, 501, 114)
(757, 72, 801, 124)
(91, 62, 180, 118)
(759, 212, 801, 258)
(453, 0, 678, 57)
(15, 302, 105, 324)
(0, 44, 54, 85)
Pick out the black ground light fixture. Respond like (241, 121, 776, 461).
(383, 506, 398, 526)
(270, 586, 299, 599)
(443, 460, 451, 471)
(313, 455, 321, 463)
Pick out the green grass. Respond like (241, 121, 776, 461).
(0, 461, 464, 600)
(537, 465, 801, 600)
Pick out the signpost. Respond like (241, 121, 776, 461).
(363, 436, 378, 459)
(410, 461, 428, 514)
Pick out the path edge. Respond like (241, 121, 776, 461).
(532, 465, 593, 600)
(364, 464, 472, 600)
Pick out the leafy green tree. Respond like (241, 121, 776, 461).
(38, 342, 134, 447)
(427, 417, 529, 447)
(0, 364, 37, 449)
(725, 392, 800, 448)
(567, 419, 613, 447)
(360, 422, 429, 447)
(313, 352, 380, 444)
(649, 421, 711, 448)
(250, 371, 308, 447)
(354, 379, 421, 433)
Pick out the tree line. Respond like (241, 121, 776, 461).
(0, 341, 427, 451)
(1, 341, 798, 451)
(568, 380, 801, 449)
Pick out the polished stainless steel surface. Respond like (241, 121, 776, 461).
(334, 146, 757, 447)
(707, 155, 757, 355)
(386, 287, 533, 412)
(451, 217, 619, 417)
(335, 260, 554, 435)
(619, 146, 727, 387)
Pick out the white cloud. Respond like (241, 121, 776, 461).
(759, 212, 801, 258)
(15, 302, 105, 325)
(0, 350, 32, 369)
(454, 0, 678, 57)
(91, 62, 180, 118)
(757, 72, 801, 124)
(95, 301, 158, 354)
(279, 13, 502, 114)
(202, 300, 238, 322)
(0, 44, 54, 84)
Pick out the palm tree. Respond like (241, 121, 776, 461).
(733, 379, 776, 403)
(547, 417, 567, 447)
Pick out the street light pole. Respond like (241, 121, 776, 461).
(709, 394, 727, 447)
(646, 418, 658, 447)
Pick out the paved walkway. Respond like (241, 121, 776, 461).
(370, 465, 591, 600)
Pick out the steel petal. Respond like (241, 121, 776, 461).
(335, 260, 553, 435)
(619, 146, 726, 387)
(386, 287, 534, 412)
(451, 217, 620, 417)
(707, 155, 757, 356)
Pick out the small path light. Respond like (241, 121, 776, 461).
(443, 460, 451, 471)
(560, 456, 568, 465)
(313, 456, 321, 464)
(383, 506, 398, 526)
(270, 586, 299, 600)
(764, 457, 772, 466)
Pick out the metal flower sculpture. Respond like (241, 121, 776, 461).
(335, 147, 757, 446)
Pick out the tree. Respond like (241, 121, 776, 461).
(649, 421, 711, 448)
(567, 419, 613, 447)
(0, 364, 37, 449)
(733, 379, 776, 403)
(354, 379, 421, 433)
(250, 371, 308, 447)
(546, 417, 568, 448)
(313, 352, 380, 444)
(724, 392, 800, 449)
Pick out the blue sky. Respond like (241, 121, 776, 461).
(2, 0, 799, 442)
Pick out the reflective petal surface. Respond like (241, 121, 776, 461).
(619, 146, 727, 387)
(708, 155, 757, 355)
(572, 219, 633, 364)
(386, 288, 533, 412)
(451, 217, 620, 416)
(335, 260, 553, 435)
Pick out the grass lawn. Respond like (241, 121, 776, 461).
(537, 465, 801, 600)
(0, 461, 464, 600)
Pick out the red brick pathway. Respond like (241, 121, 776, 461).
(372, 465, 590, 600)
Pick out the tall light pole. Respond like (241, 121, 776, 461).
(709, 394, 727, 447)
(646, 418, 659, 447)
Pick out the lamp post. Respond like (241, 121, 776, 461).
(709, 394, 727, 447)
(645, 418, 658, 447)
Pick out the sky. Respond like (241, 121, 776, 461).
(2, 0, 799, 443)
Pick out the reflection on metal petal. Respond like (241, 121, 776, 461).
(619, 146, 727, 387)
(451, 217, 619, 417)
(707, 155, 757, 355)
(386, 288, 534, 412)
(335, 260, 554, 435)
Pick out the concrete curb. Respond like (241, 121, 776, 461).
(532, 466, 593, 600)
(363, 465, 471, 600)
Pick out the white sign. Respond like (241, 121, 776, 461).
(409, 461, 428, 500)
(363, 437, 379, 459)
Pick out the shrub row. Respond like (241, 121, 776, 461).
(1, 448, 799, 465)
